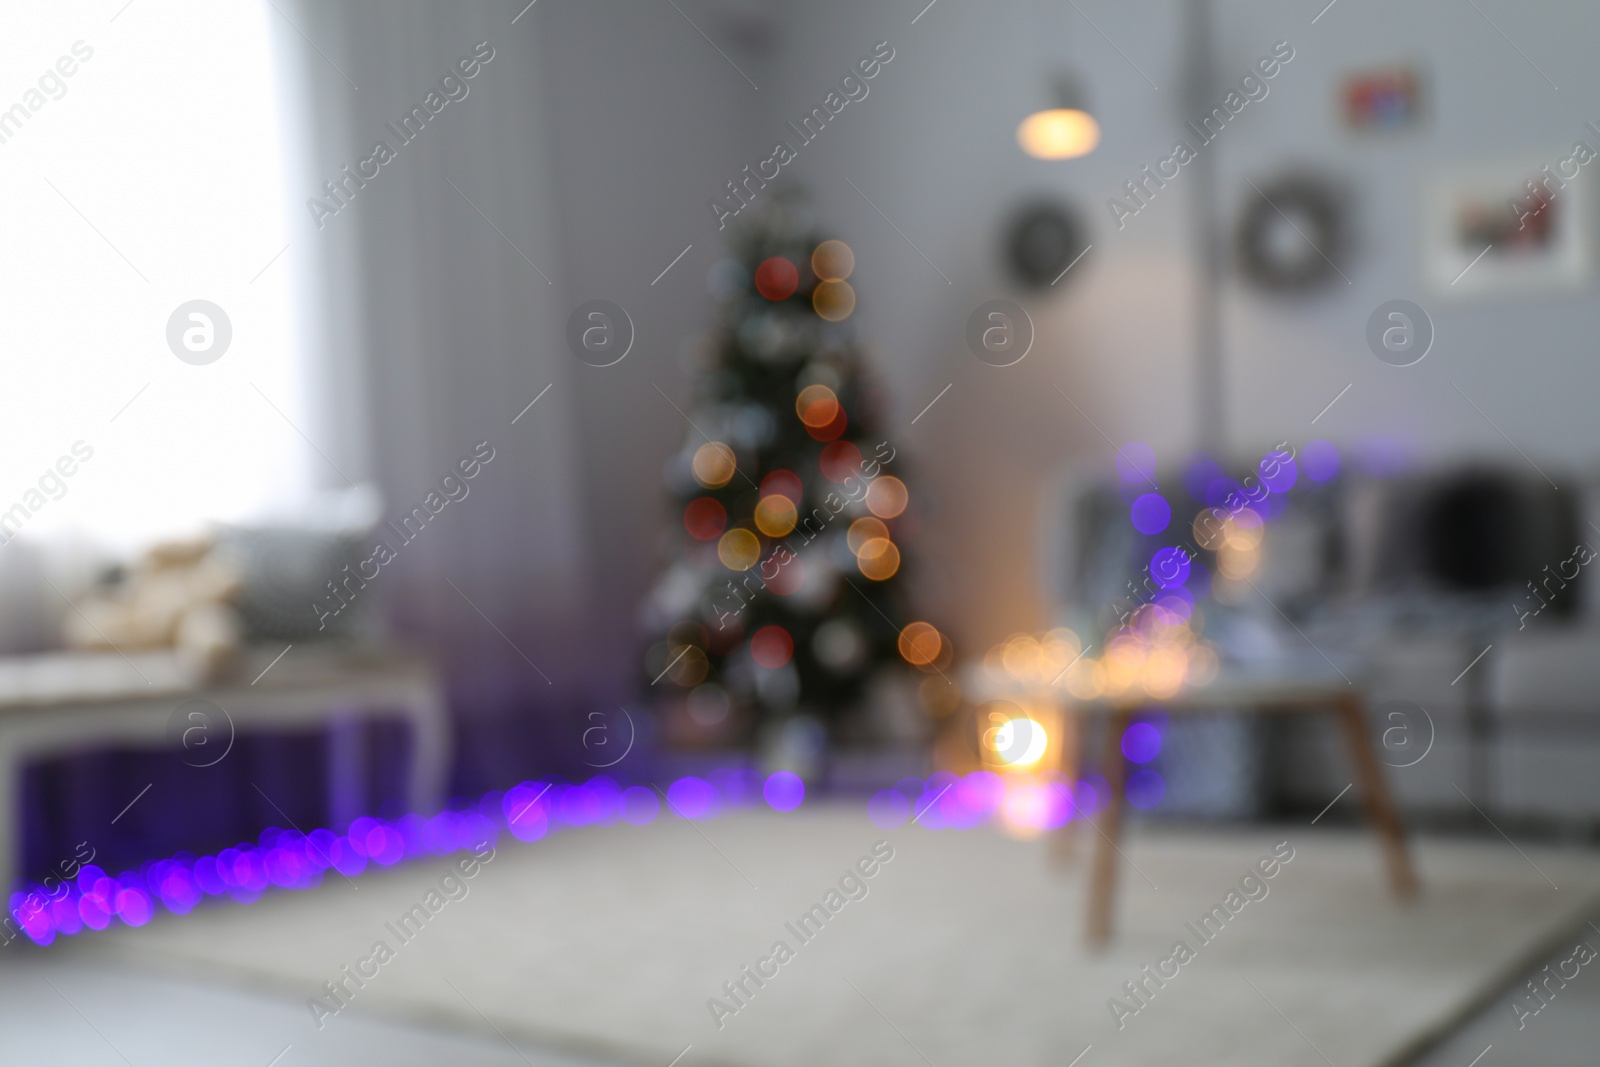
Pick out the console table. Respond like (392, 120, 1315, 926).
(0, 643, 449, 894)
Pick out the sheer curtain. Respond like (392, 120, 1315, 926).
(277, 0, 597, 775)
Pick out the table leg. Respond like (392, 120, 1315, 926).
(1086, 707, 1131, 948)
(1334, 695, 1419, 900)
(1051, 704, 1081, 867)
(404, 685, 452, 816)
(326, 711, 367, 829)
(0, 754, 15, 909)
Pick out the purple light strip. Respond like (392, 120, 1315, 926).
(7, 770, 794, 947)
(8, 765, 1165, 945)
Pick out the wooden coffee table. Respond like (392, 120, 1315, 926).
(1061, 670, 1419, 946)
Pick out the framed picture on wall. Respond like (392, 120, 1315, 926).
(1341, 64, 1423, 132)
(1422, 161, 1595, 299)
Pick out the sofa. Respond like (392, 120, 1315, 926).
(1045, 453, 1600, 830)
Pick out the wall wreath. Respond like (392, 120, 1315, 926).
(1004, 200, 1090, 289)
(1235, 175, 1347, 292)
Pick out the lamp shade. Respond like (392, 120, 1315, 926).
(1017, 74, 1098, 160)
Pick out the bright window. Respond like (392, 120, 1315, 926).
(0, 1, 310, 551)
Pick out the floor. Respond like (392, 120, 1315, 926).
(1405, 909, 1600, 1067)
(0, 954, 612, 1067)
(5, 820, 1598, 1067)
(8, 914, 1599, 1067)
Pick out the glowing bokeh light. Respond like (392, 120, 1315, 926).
(666, 777, 719, 820)
(864, 475, 909, 519)
(754, 495, 798, 537)
(847, 516, 890, 553)
(1192, 506, 1228, 551)
(812, 280, 856, 322)
(504, 784, 550, 841)
(114, 888, 153, 926)
(621, 786, 660, 825)
(897, 621, 942, 667)
(6, 760, 1185, 950)
(1016, 108, 1100, 159)
(1076, 776, 1108, 817)
(763, 553, 805, 596)
(763, 771, 805, 811)
(795, 384, 840, 428)
(1217, 541, 1260, 580)
(820, 440, 864, 482)
(717, 528, 761, 571)
(1203, 477, 1243, 508)
(754, 257, 799, 300)
(1150, 546, 1191, 588)
(1130, 493, 1171, 535)
(856, 538, 901, 580)
(811, 240, 855, 281)
(806, 405, 848, 443)
(749, 625, 795, 669)
(1127, 769, 1166, 810)
(990, 714, 1049, 767)
(1259, 451, 1297, 493)
(1121, 722, 1162, 763)
(1154, 590, 1195, 624)
(691, 441, 737, 489)
(664, 645, 708, 687)
(683, 497, 727, 541)
(761, 469, 804, 503)
(957, 771, 1004, 816)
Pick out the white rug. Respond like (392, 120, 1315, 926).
(67, 807, 1600, 1067)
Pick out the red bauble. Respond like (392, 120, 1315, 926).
(754, 257, 799, 301)
(806, 406, 848, 442)
(820, 440, 864, 482)
(750, 625, 795, 669)
(683, 497, 727, 541)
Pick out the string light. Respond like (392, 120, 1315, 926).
(856, 537, 900, 580)
(691, 442, 737, 489)
(811, 240, 855, 281)
(847, 516, 890, 554)
(897, 621, 943, 666)
(864, 475, 909, 519)
(754, 495, 798, 537)
(9, 767, 1101, 946)
(812, 280, 855, 322)
(795, 384, 839, 428)
(717, 528, 761, 571)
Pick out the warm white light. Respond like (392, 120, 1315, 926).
(991, 716, 1050, 767)
(1017, 108, 1100, 160)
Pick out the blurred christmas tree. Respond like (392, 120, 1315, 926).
(642, 198, 950, 760)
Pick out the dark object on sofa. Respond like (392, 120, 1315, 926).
(1421, 473, 1523, 590)
(1419, 469, 1580, 613)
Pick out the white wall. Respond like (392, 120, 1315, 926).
(738, 0, 1600, 649)
(1218, 0, 1600, 464)
(302, 0, 1600, 707)
(747, 0, 1199, 647)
